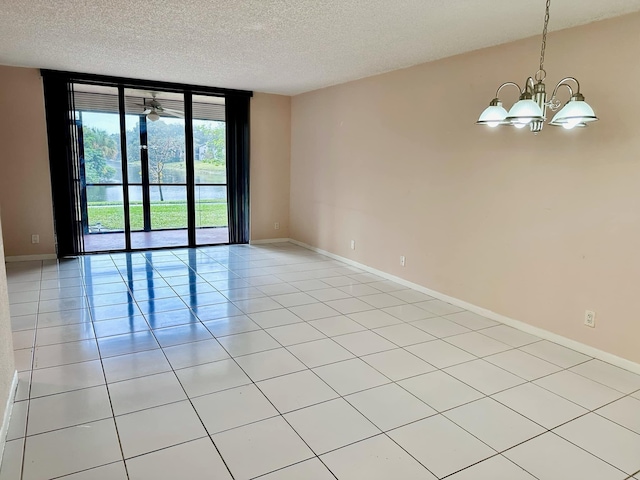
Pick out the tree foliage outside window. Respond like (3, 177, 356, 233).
(82, 127, 118, 183)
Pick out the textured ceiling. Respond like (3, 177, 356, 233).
(1, 0, 640, 95)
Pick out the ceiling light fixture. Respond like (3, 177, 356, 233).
(477, 0, 598, 133)
(147, 110, 160, 122)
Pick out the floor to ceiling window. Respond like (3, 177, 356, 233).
(41, 71, 250, 256)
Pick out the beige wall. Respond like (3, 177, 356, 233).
(290, 12, 640, 364)
(250, 92, 291, 240)
(0, 66, 56, 257)
(0, 67, 291, 253)
(0, 211, 16, 426)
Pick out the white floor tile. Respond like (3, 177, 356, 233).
(212, 416, 314, 480)
(22, 419, 122, 480)
(288, 302, 342, 321)
(359, 293, 406, 309)
(399, 370, 484, 412)
(5, 401, 28, 441)
(372, 323, 435, 347)
(485, 349, 561, 381)
(235, 347, 307, 381)
(504, 432, 626, 480)
(492, 383, 588, 429)
(308, 315, 367, 337)
(332, 330, 397, 356)
(307, 287, 352, 302)
(162, 338, 229, 369)
(321, 434, 437, 479)
(417, 300, 464, 316)
(555, 413, 640, 474)
(445, 359, 525, 395)
(61, 462, 128, 479)
(389, 289, 434, 304)
(445, 332, 511, 357)
(570, 359, 640, 394)
(257, 370, 339, 413)
(382, 304, 435, 322)
(234, 297, 283, 314)
(445, 397, 544, 451)
(338, 284, 381, 296)
(479, 325, 540, 347)
(175, 359, 251, 397)
(288, 338, 355, 368)
(534, 370, 624, 410)
(97, 331, 159, 358)
(102, 349, 171, 383)
(596, 396, 640, 434)
(406, 339, 475, 368)
(520, 340, 591, 368)
(91, 316, 149, 338)
(313, 358, 390, 395)
(447, 455, 537, 480)
(30, 360, 105, 398)
(389, 415, 495, 478)
(347, 310, 403, 329)
(325, 298, 375, 315)
(126, 438, 232, 480)
(116, 401, 207, 458)
(32, 339, 100, 369)
(27, 385, 112, 435)
(152, 323, 213, 347)
(192, 384, 278, 433)
(272, 292, 318, 307)
(410, 317, 471, 338)
(202, 315, 261, 337)
(346, 383, 436, 431)
(217, 330, 281, 356)
(249, 308, 303, 328)
(258, 458, 335, 480)
(266, 322, 326, 346)
(0, 438, 24, 480)
(108, 372, 187, 415)
(285, 398, 380, 454)
(361, 348, 435, 381)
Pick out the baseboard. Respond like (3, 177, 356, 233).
(289, 239, 640, 375)
(0, 371, 19, 467)
(249, 238, 292, 245)
(5, 253, 57, 263)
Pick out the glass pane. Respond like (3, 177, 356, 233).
(195, 186, 229, 245)
(193, 94, 226, 185)
(128, 186, 144, 232)
(86, 186, 125, 232)
(150, 186, 187, 230)
(78, 111, 122, 184)
(125, 115, 142, 183)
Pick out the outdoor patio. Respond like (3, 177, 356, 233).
(84, 227, 229, 252)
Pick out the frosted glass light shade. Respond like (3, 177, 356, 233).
(477, 104, 508, 127)
(550, 100, 597, 126)
(505, 99, 544, 125)
(147, 111, 160, 122)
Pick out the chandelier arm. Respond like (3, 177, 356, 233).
(551, 77, 581, 98)
(547, 83, 573, 110)
(525, 77, 536, 94)
(495, 81, 522, 98)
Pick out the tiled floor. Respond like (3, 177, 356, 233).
(2, 242, 640, 480)
(84, 227, 229, 252)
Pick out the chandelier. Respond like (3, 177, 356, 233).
(476, 0, 598, 132)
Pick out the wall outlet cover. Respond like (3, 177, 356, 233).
(584, 310, 596, 328)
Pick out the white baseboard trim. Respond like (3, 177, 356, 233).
(289, 239, 640, 375)
(5, 254, 57, 263)
(249, 238, 292, 245)
(0, 371, 19, 467)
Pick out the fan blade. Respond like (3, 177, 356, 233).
(162, 108, 185, 118)
(142, 108, 152, 114)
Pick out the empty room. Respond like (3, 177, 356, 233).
(1, 0, 640, 479)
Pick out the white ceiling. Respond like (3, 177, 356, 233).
(2, 0, 640, 95)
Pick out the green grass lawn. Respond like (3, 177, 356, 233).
(88, 201, 227, 230)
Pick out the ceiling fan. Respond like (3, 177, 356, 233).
(136, 93, 184, 122)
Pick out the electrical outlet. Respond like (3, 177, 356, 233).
(400, 256, 406, 267)
(584, 310, 596, 328)
(31, 234, 39, 244)
(274, 222, 280, 230)
(350, 240, 356, 250)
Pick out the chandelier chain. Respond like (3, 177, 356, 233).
(539, 0, 551, 73)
